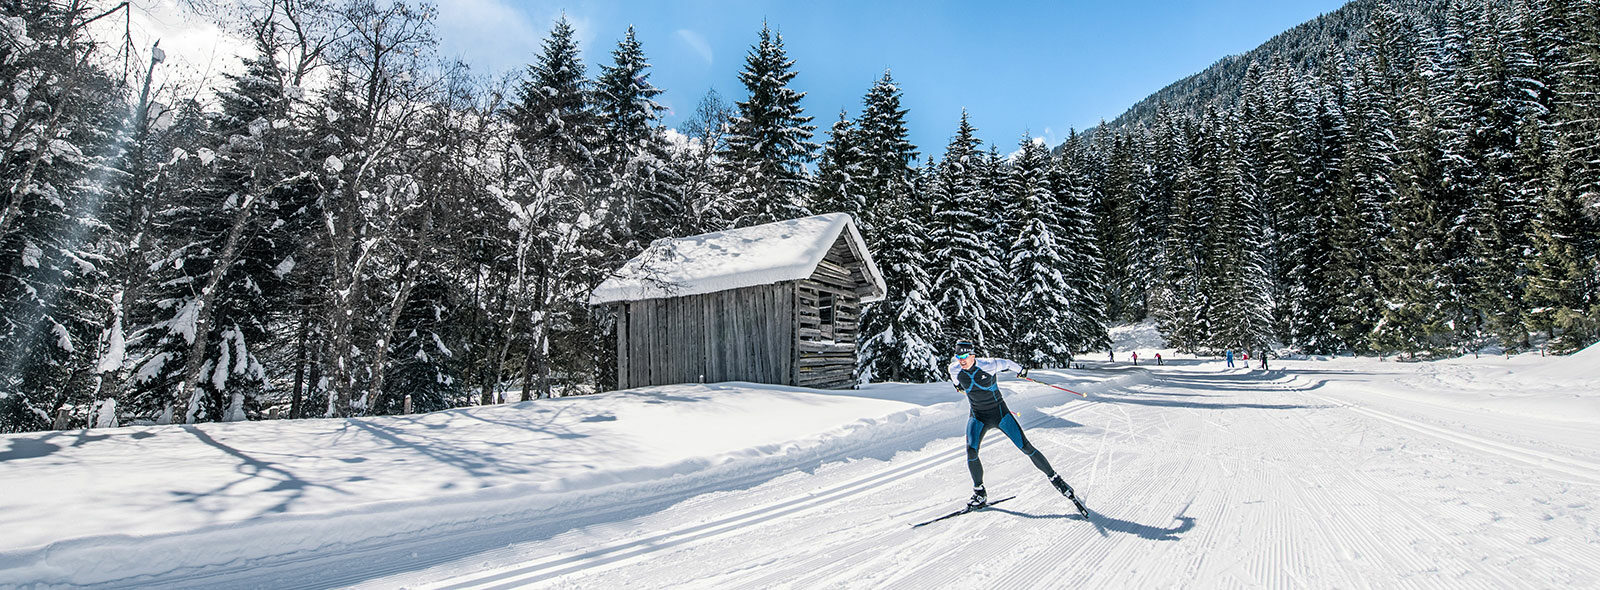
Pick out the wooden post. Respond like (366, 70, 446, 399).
(54, 408, 70, 430)
(403, 394, 413, 414)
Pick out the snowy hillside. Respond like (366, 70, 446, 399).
(4, 353, 1598, 588)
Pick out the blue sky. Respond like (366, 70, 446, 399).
(435, 0, 1348, 156)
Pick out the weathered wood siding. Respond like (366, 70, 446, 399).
(615, 282, 795, 389)
(795, 235, 865, 390)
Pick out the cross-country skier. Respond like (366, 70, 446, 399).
(948, 341, 1085, 512)
(1225, 349, 1234, 368)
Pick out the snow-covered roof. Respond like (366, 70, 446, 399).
(589, 213, 887, 305)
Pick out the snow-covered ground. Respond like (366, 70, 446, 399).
(2, 343, 1598, 588)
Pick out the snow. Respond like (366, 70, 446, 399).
(2, 353, 1598, 588)
(1106, 318, 1168, 354)
(589, 213, 887, 305)
(19, 240, 40, 268)
(50, 321, 73, 353)
(273, 255, 296, 278)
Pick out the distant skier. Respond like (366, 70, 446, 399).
(1259, 350, 1269, 370)
(1132, 351, 1139, 365)
(1156, 353, 1163, 366)
(947, 341, 1085, 514)
(1109, 350, 1115, 363)
(1225, 349, 1234, 368)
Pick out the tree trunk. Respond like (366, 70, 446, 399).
(290, 306, 310, 419)
(533, 260, 551, 399)
(365, 274, 417, 413)
(176, 195, 259, 424)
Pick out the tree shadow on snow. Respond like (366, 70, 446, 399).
(0, 429, 157, 462)
(170, 425, 351, 516)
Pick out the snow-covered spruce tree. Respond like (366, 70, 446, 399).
(582, 26, 682, 393)
(977, 142, 1014, 325)
(927, 111, 999, 352)
(0, 2, 128, 432)
(134, 31, 319, 424)
(1054, 132, 1111, 355)
(813, 110, 864, 218)
(1261, 64, 1340, 353)
(1323, 49, 1397, 355)
(720, 23, 817, 226)
(1002, 135, 1075, 366)
(1095, 129, 1153, 324)
(857, 183, 945, 383)
(1456, 4, 1543, 351)
(595, 25, 681, 251)
(504, 15, 607, 400)
(1153, 114, 1211, 354)
(851, 70, 918, 236)
(1554, 0, 1600, 214)
(83, 56, 212, 428)
(1523, 162, 1600, 353)
(1373, 36, 1459, 358)
(1200, 111, 1273, 355)
(1523, 0, 1600, 352)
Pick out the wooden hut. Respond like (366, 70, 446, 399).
(589, 213, 887, 390)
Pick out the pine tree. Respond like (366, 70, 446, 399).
(1202, 112, 1273, 354)
(813, 110, 864, 217)
(595, 26, 680, 251)
(1263, 65, 1340, 353)
(1004, 136, 1076, 366)
(857, 186, 945, 383)
(1327, 52, 1394, 354)
(1054, 132, 1112, 354)
(853, 70, 918, 236)
(1456, 4, 1543, 350)
(133, 37, 304, 423)
(1153, 114, 1211, 354)
(1096, 130, 1150, 323)
(721, 23, 817, 226)
(0, 2, 128, 431)
(926, 111, 997, 351)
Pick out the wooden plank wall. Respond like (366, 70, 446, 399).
(616, 283, 794, 389)
(795, 235, 864, 390)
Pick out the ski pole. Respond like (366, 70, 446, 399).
(1017, 375, 1087, 398)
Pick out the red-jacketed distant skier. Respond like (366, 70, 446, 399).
(947, 341, 1088, 517)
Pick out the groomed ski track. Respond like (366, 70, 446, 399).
(369, 362, 1600, 589)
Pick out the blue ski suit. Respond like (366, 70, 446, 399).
(948, 357, 1058, 487)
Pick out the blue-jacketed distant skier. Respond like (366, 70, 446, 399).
(948, 341, 1085, 513)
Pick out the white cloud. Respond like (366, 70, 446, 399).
(436, 0, 545, 75)
(87, 0, 248, 104)
(676, 29, 713, 65)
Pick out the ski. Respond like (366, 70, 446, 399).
(910, 495, 1016, 528)
(1066, 493, 1090, 519)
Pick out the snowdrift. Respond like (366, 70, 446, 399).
(0, 372, 1136, 587)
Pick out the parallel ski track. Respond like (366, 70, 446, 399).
(440, 368, 1599, 589)
(430, 388, 1105, 590)
(1306, 391, 1600, 485)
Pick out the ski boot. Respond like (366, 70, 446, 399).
(966, 485, 988, 509)
(1050, 474, 1090, 518)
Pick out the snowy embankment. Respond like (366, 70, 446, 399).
(0, 372, 1142, 588)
